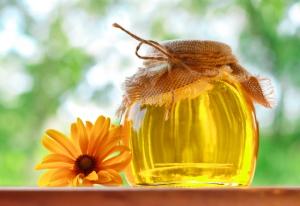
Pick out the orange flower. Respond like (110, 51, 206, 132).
(35, 116, 131, 186)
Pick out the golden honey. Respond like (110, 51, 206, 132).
(124, 79, 258, 187)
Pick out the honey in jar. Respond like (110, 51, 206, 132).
(113, 23, 273, 187)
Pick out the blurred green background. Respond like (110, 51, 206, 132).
(0, 0, 300, 186)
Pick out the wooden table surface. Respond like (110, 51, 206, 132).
(0, 187, 300, 206)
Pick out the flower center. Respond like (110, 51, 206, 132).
(75, 155, 96, 175)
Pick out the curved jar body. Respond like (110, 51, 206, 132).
(124, 79, 258, 187)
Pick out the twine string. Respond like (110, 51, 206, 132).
(112, 23, 181, 64)
(113, 22, 199, 78)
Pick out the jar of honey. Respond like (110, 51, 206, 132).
(114, 24, 273, 187)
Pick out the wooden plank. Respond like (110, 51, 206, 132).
(0, 187, 300, 206)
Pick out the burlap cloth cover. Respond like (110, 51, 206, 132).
(113, 23, 274, 117)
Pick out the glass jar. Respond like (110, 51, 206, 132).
(123, 78, 258, 187)
(110, 26, 272, 186)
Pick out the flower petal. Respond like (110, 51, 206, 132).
(71, 123, 79, 144)
(86, 121, 93, 135)
(94, 127, 127, 160)
(90, 116, 106, 141)
(88, 117, 110, 155)
(35, 153, 74, 171)
(70, 123, 83, 152)
(35, 162, 74, 170)
(81, 180, 94, 186)
(97, 169, 122, 185)
(98, 121, 130, 153)
(77, 118, 89, 154)
(38, 170, 54, 186)
(71, 174, 82, 186)
(71, 173, 94, 186)
(97, 145, 130, 161)
(121, 120, 131, 146)
(97, 170, 112, 183)
(38, 169, 74, 186)
(40, 154, 74, 165)
(105, 169, 122, 185)
(46, 129, 79, 158)
(48, 179, 70, 186)
(41, 135, 73, 159)
(105, 126, 122, 144)
(93, 128, 122, 158)
(100, 150, 132, 172)
(85, 171, 98, 181)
